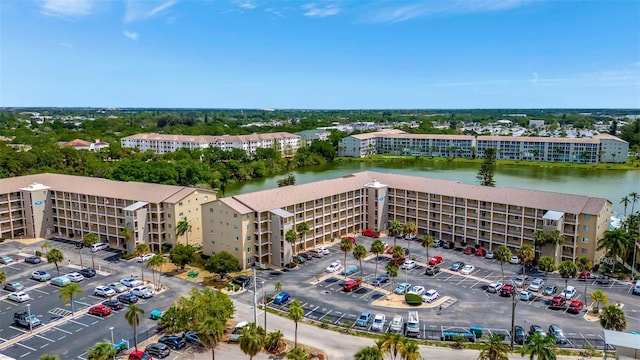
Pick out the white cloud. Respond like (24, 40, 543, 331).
(302, 3, 341, 17)
(235, 1, 257, 10)
(124, 0, 177, 23)
(57, 42, 73, 48)
(41, 0, 93, 17)
(123, 31, 139, 41)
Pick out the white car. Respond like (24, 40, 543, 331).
(318, 247, 330, 255)
(7, 291, 30, 303)
(66, 272, 85, 282)
(94, 286, 116, 298)
(485, 251, 495, 259)
(560, 286, 576, 300)
(401, 260, 417, 270)
(510, 256, 520, 264)
(108, 282, 128, 293)
(408, 285, 425, 296)
(460, 265, 475, 275)
(131, 286, 154, 299)
(326, 261, 342, 273)
(91, 242, 109, 252)
(137, 253, 155, 263)
(422, 289, 440, 303)
(120, 277, 143, 288)
(487, 282, 503, 293)
(371, 313, 386, 331)
(528, 278, 545, 292)
(31, 270, 51, 282)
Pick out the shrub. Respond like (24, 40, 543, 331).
(404, 293, 423, 306)
(121, 253, 135, 260)
(35, 250, 42, 257)
(449, 335, 467, 349)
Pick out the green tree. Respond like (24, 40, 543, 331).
(0, 270, 6, 287)
(494, 245, 512, 281)
(285, 228, 298, 260)
(82, 232, 99, 269)
(402, 222, 417, 239)
(370, 239, 387, 281)
(399, 339, 421, 360)
(295, 222, 310, 254)
(600, 305, 627, 331)
(517, 244, 534, 273)
(477, 147, 497, 187)
(159, 288, 235, 335)
(169, 244, 196, 270)
(46, 248, 64, 276)
(264, 330, 284, 353)
(621, 196, 631, 215)
(204, 251, 241, 281)
(119, 223, 133, 254)
(532, 230, 547, 259)
(146, 254, 168, 290)
(274, 281, 282, 293)
(352, 244, 367, 278)
(354, 346, 384, 360)
(630, 191, 639, 213)
(575, 256, 592, 271)
(589, 289, 608, 312)
(477, 334, 509, 360)
(538, 256, 556, 278)
(340, 237, 354, 274)
(288, 300, 304, 349)
(597, 228, 631, 273)
(381, 332, 403, 360)
(176, 217, 192, 246)
(198, 316, 225, 360)
(388, 220, 403, 247)
(421, 234, 434, 260)
(38, 355, 59, 360)
(58, 282, 84, 315)
(520, 332, 557, 360)
(125, 304, 145, 350)
(558, 260, 577, 290)
(239, 323, 265, 360)
(287, 348, 308, 360)
(133, 243, 150, 281)
(87, 342, 116, 360)
(386, 261, 399, 297)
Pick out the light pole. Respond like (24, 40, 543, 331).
(509, 280, 519, 351)
(109, 327, 115, 360)
(26, 304, 32, 333)
(78, 247, 84, 268)
(262, 281, 266, 331)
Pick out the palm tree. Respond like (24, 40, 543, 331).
(620, 196, 631, 215)
(589, 289, 608, 312)
(532, 230, 547, 259)
(477, 334, 509, 360)
(630, 191, 639, 214)
(354, 346, 384, 360)
(517, 244, 534, 273)
(176, 217, 192, 246)
(287, 348, 308, 360)
(597, 228, 631, 273)
(288, 300, 304, 349)
(239, 322, 265, 360)
(38, 355, 59, 360)
(388, 220, 403, 247)
(199, 316, 225, 360)
(370, 239, 386, 281)
(340, 237, 354, 275)
(295, 222, 310, 253)
(538, 256, 555, 278)
(46, 248, 64, 276)
(264, 330, 284, 353)
(575, 256, 592, 271)
(386, 261, 399, 293)
(0, 270, 6, 287)
(599, 305, 627, 331)
(402, 222, 418, 252)
(494, 245, 512, 281)
(421, 234, 434, 260)
(58, 282, 84, 315)
(274, 281, 283, 293)
(119, 223, 133, 254)
(520, 332, 557, 360)
(147, 254, 167, 290)
(41, 241, 52, 254)
(285, 228, 298, 261)
(133, 243, 150, 282)
(398, 339, 421, 360)
(83, 232, 99, 269)
(546, 230, 566, 258)
(381, 332, 403, 360)
(125, 304, 145, 350)
(558, 260, 577, 290)
(87, 342, 116, 360)
(352, 244, 367, 278)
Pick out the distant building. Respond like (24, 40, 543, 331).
(62, 139, 110, 151)
(295, 129, 330, 145)
(529, 120, 545, 128)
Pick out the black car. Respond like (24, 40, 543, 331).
(158, 335, 186, 350)
(403, 247, 410, 255)
(443, 241, 454, 249)
(24, 256, 41, 264)
(145, 343, 170, 358)
(425, 265, 440, 276)
(117, 293, 138, 304)
(514, 326, 526, 345)
(232, 275, 251, 288)
(78, 268, 97, 278)
(596, 275, 612, 285)
(293, 255, 306, 264)
(450, 262, 465, 271)
(529, 325, 546, 337)
(372, 274, 390, 286)
(548, 324, 568, 344)
(300, 253, 313, 260)
(183, 331, 203, 346)
(102, 299, 124, 310)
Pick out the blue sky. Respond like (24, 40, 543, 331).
(1, 0, 639, 109)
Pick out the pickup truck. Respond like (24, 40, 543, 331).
(405, 311, 420, 337)
(343, 279, 362, 292)
(14, 310, 41, 329)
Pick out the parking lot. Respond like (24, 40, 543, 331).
(254, 234, 639, 350)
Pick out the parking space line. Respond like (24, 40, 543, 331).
(69, 320, 89, 327)
(15, 342, 36, 351)
(36, 334, 55, 343)
(53, 327, 72, 334)
(305, 306, 319, 317)
(319, 310, 332, 320)
(334, 313, 346, 325)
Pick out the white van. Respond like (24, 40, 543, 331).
(91, 243, 109, 252)
(633, 280, 640, 296)
(230, 321, 249, 342)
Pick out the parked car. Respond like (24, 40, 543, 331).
(14, 310, 41, 329)
(394, 283, 412, 295)
(510, 256, 520, 264)
(128, 350, 152, 360)
(525, 259, 537, 269)
(94, 286, 116, 297)
(519, 290, 535, 301)
(343, 279, 362, 292)
(529, 325, 546, 337)
(31, 270, 51, 282)
(318, 247, 330, 255)
(463, 247, 475, 255)
(310, 249, 323, 258)
(356, 312, 373, 327)
(183, 331, 203, 347)
(8, 291, 30, 303)
(408, 286, 425, 296)
(500, 284, 516, 297)
(514, 326, 527, 345)
(102, 299, 125, 310)
(544, 285, 558, 296)
(428, 256, 443, 265)
(373, 274, 390, 286)
(450, 262, 465, 271)
(371, 313, 386, 331)
(567, 300, 584, 314)
(596, 276, 612, 285)
(90, 243, 109, 252)
(145, 343, 170, 358)
(121, 277, 143, 288)
(88, 304, 112, 317)
(158, 335, 186, 350)
(401, 260, 417, 270)
(442, 241, 454, 249)
(0, 255, 15, 264)
(513, 275, 529, 288)
(273, 291, 290, 305)
(548, 324, 568, 344)
(131, 286, 154, 299)
(343, 236, 357, 243)
(137, 253, 155, 263)
(66, 272, 85, 282)
(232, 276, 251, 288)
(229, 322, 249, 342)
(389, 315, 404, 333)
(117, 293, 139, 304)
(4, 281, 24, 292)
(50, 276, 71, 287)
(300, 252, 313, 260)
(460, 264, 475, 275)
(425, 265, 440, 276)
(485, 251, 495, 259)
(24, 256, 41, 264)
(78, 268, 97, 278)
(422, 289, 440, 303)
(578, 270, 592, 280)
(326, 261, 342, 273)
(293, 255, 306, 264)
(475, 248, 487, 256)
(549, 296, 566, 308)
(528, 278, 545, 292)
(340, 265, 358, 276)
(433, 239, 443, 247)
(487, 282, 503, 293)
(560, 286, 576, 300)
(108, 282, 129, 293)
(361, 229, 381, 237)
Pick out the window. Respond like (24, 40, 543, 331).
(247, 247, 252, 253)
(209, 208, 214, 213)
(581, 248, 587, 254)
(234, 213, 238, 218)
(235, 247, 239, 252)
(178, 202, 183, 206)
(582, 237, 589, 243)
(247, 235, 252, 241)
(582, 225, 589, 231)
(168, 224, 172, 229)
(167, 214, 171, 218)
(247, 258, 253, 264)
(584, 214, 590, 220)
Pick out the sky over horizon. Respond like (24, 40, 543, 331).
(1, 0, 639, 109)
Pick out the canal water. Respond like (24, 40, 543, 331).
(227, 160, 640, 214)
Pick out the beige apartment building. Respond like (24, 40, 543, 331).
(202, 171, 611, 270)
(0, 174, 216, 253)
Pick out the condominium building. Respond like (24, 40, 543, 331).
(338, 132, 629, 163)
(121, 132, 302, 156)
(0, 174, 216, 252)
(203, 171, 611, 270)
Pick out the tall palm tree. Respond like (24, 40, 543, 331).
(198, 316, 225, 360)
(87, 342, 116, 360)
(352, 244, 367, 278)
(520, 332, 557, 360)
(0, 270, 7, 287)
(402, 222, 418, 252)
(630, 191, 639, 214)
(38, 355, 59, 360)
(58, 282, 84, 315)
(517, 244, 534, 273)
(285, 228, 298, 261)
(239, 322, 265, 360)
(264, 330, 284, 353)
(381, 332, 403, 360)
(600, 305, 627, 331)
(388, 220, 403, 247)
(575, 256, 592, 271)
(386, 261, 399, 295)
(354, 346, 384, 360)
(421, 234, 434, 260)
(558, 260, 577, 290)
(537, 256, 555, 278)
(46, 248, 64, 276)
(125, 304, 145, 350)
(494, 245, 512, 281)
(398, 339, 421, 360)
(295, 222, 310, 253)
(477, 334, 509, 360)
(288, 300, 304, 349)
(340, 237, 354, 275)
(82, 232, 99, 269)
(546, 230, 566, 258)
(146, 254, 167, 290)
(287, 348, 308, 360)
(589, 289, 608, 312)
(620, 196, 631, 215)
(531, 230, 547, 259)
(597, 228, 631, 273)
(370, 239, 386, 281)
(133, 243, 150, 282)
(274, 281, 283, 293)
(41, 241, 52, 255)
(119, 223, 133, 254)
(176, 217, 192, 246)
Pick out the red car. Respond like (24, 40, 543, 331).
(549, 296, 566, 308)
(500, 284, 515, 297)
(88, 304, 112, 317)
(463, 247, 475, 255)
(475, 248, 486, 256)
(343, 236, 356, 243)
(343, 279, 362, 292)
(392, 257, 406, 265)
(578, 271, 592, 280)
(428, 256, 443, 265)
(362, 229, 381, 238)
(128, 350, 153, 360)
(567, 300, 584, 314)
